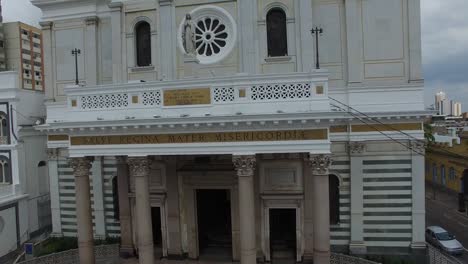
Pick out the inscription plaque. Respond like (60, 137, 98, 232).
(163, 88, 211, 106)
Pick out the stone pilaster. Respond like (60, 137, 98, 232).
(410, 141, 426, 249)
(233, 155, 257, 264)
(127, 157, 154, 264)
(238, 0, 258, 74)
(70, 157, 95, 264)
(116, 156, 134, 256)
(307, 154, 332, 264)
(84, 16, 98, 85)
(47, 149, 61, 236)
(39, 21, 54, 101)
(159, 0, 176, 80)
(348, 142, 367, 254)
(109, 1, 123, 83)
(345, 0, 364, 84)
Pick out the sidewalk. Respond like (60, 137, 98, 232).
(425, 183, 468, 219)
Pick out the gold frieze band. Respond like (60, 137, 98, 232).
(70, 129, 328, 146)
(351, 123, 422, 133)
(48, 135, 70, 141)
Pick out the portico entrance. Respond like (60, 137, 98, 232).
(151, 207, 163, 258)
(270, 209, 296, 263)
(196, 189, 232, 260)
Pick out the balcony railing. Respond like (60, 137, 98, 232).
(48, 72, 330, 123)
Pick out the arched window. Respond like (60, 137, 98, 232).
(0, 157, 10, 184)
(266, 8, 288, 57)
(0, 112, 8, 144)
(135, 21, 151, 67)
(329, 174, 340, 225)
(449, 167, 455, 181)
(441, 165, 446, 186)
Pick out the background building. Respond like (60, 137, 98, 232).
(451, 101, 462, 117)
(0, 71, 49, 258)
(426, 127, 468, 198)
(435, 91, 450, 115)
(2, 22, 44, 91)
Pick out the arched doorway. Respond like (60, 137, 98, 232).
(329, 174, 340, 225)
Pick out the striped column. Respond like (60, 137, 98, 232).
(349, 142, 367, 254)
(411, 141, 426, 249)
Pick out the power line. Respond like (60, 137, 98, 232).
(329, 96, 424, 143)
(330, 98, 468, 160)
(331, 103, 425, 156)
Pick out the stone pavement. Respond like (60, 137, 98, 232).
(120, 258, 236, 264)
(425, 183, 468, 263)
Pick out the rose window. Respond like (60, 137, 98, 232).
(195, 18, 227, 56)
(178, 5, 237, 65)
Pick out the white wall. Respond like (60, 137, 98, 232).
(0, 206, 18, 256)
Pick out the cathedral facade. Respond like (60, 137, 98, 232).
(32, 0, 426, 263)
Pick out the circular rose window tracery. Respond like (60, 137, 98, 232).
(178, 5, 237, 65)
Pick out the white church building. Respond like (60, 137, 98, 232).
(32, 0, 427, 263)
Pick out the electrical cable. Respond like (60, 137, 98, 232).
(331, 103, 425, 156)
(329, 97, 468, 160)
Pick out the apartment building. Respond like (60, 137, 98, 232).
(3, 22, 44, 91)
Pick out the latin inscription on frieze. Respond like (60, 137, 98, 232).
(70, 129, 328, 146)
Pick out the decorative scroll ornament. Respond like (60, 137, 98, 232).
(307, 154, 332, 175)
(232, 155, 256, 177)
(127, 157, 150, 178)
(348, 142, 365, 155)
(182, 14, 196, 56)
(47, 148, 59, 160)
(69, 157, 93, 178)
(410, 140, 426, 155)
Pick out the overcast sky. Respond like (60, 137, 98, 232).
(2, 0, 468, 112)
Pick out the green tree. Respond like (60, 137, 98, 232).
(424, 123, 435, 143)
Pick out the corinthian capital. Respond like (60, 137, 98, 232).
(47, 149, 58, 160)
(70, 157, 93, 178)
(410, 140, 426, 155)
(232, 155, 256, 177)
(307, 154, 332, 175)
(127, 157, 150, 178)
(348, 142, 365, 155)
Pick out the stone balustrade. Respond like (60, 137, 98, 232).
(46, 72, 330, 124)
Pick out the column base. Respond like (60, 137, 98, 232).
(303, 253, 314, 261)
(119, 245, 135, 258)
(50, 232, 63, 238)
(349, 241, 367, 255)
(167, 253, 186, 260)
(410, 242, 427, 250)
(313, 250, 330, 264)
